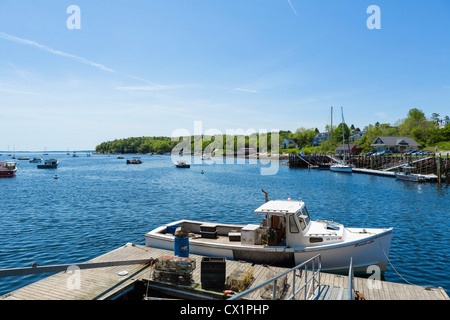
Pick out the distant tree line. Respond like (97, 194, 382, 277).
(95, 136, 175, 154)
(95, 133, 282, 154)
(95, 109, 450, 154)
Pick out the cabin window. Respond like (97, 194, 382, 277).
(302, 207, 311, 226)
(289, 215, 299, 233)
(296, 208, 310, 231)
(298, 217, 306, 230)
(310, 237, 323, 243)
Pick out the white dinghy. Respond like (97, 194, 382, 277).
(145, 194, 393, 275)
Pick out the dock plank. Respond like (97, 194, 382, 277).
(1, 244, 448, 301)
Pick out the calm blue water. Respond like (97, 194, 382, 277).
(0, 152, 449, 296)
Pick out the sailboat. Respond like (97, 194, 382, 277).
(318, 106, 334, 170)
(330, 107, 353, 173)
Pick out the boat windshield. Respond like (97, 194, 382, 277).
(296, 206, 311, 230)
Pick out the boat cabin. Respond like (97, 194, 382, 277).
(254, 200, 312, 247)
(0, 161, 17, 170)
(44, 159, 58, 166)
(399, 165, 415, 175)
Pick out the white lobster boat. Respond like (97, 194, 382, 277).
(145, 197, 393, 275)
(395, 165, 425, 182)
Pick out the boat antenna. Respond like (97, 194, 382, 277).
(262, 189, 268, 203)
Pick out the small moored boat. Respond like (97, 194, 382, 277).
(126, 157, 143, 164)
(175, 160, 190, 168)
(318, 163, 331, 170)
(145, 192, 393, 275)
(0, 161, 17, 177)
(29, 157, 42, 163)
(37, 159, 59, 169)
(330, 162, 354, 173)
(395, 165, 425, 182)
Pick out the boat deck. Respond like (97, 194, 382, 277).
(1, 243, 448, 300)
(189, 233, 264, 248)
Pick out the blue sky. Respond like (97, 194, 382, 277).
(0, 1, 449, 151)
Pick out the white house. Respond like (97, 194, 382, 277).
(349, 131, 365, 142)
(312, 132, 329, 146)
(439, 116, 450, 129)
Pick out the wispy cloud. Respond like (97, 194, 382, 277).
(287, 0, 297, 16)
(115, 84, 183, 91)
(235, 88, 258, 94)
(0, 31, 115, 73)
(0, 31, 191, 96)
(375, 112, 387, 119)
(0, 86, 46, 96)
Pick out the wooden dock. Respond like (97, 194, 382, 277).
(289, 152, 449, 184)
(352, 168, 437, 181)
(1, 244, 448, 300)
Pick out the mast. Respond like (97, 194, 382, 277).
(341, 107, 345, 162)
(330, 106, 333, 161)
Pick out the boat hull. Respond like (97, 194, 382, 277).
(0, 170, 16, 177)
(330, 165, 353, 173)
(395, 173, 424, 182)
(293, 230, 392, 274)
(37, 165, 58, 169)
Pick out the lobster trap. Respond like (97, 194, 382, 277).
(226, 264, 253, 292)
(153, 256, 196, 284)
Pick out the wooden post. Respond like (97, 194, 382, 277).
(445, 153, 449, 184)
(437, 155, 441, 185)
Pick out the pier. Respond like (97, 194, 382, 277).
(289, 153, 450, 183)
(1, 243, 448, 301)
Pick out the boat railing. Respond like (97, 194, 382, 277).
(228, 254, 321, 301)
(348, 257, 355, 300)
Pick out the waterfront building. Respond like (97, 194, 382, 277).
(349, 130, 365, 142)
(312, 132, 329, 146)
(370, 136, 419, 153)
(439, 116, 450, 129)
(282, 138, 298, 149)
(335, 144, 363, 155)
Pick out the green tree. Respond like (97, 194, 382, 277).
(333, 123, 350, 145)
(293, 128, 316, 149)
(431, 113, 440, 123)
(398, 108, 438, 144)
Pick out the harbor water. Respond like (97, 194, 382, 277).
(0, 152, 449, 296)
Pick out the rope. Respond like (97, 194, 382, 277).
(377, 238, 416, 286)
(377, 237, 437, 289)
(347, 230, 435, 288)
